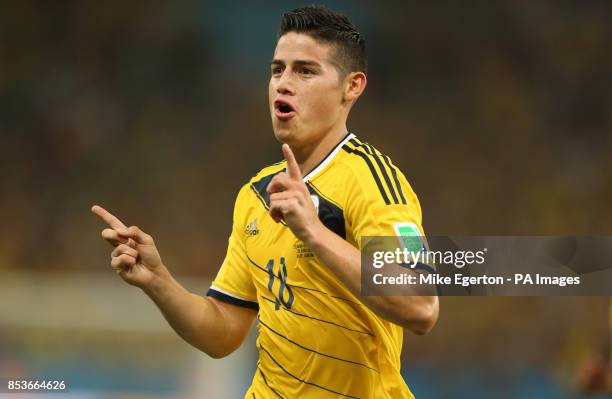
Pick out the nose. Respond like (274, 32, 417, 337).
(276, 70, 296, 96)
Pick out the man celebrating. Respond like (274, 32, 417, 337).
(93, 6, 438, 398)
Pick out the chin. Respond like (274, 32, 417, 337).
(272, 124, 297, 144)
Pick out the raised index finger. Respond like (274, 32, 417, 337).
(91, 205, 127, 230)
(282, 144, 302, 181)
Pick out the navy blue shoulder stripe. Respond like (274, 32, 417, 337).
(349, 138, 400, 204)
(381, 153, 407, 204)
(206, 288, 259, 310)
(349, 138, 407, 205)
(341, 144, 391, 205)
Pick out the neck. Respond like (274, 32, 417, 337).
(291, 125, 349, 178)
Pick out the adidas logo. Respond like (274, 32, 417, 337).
(245, 218, 260, 236)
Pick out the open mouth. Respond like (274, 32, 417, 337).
(274, 100, 296, 120)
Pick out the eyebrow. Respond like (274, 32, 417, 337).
(270, 59, 323, 68)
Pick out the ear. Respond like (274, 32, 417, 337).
(343, 71, 367, 103)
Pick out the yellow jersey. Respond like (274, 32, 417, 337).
(207, 133, 425, 398)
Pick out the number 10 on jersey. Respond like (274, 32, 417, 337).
(266, 257, 294, 310)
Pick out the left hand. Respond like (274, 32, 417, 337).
(267, 144, 322, 242)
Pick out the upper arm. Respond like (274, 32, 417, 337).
(341, 151, 438, 331)
(207, 184, 259, 308)
(206, 296, 257, 357)
(202, 184, 260, 357)
(343, 156, 426, 252)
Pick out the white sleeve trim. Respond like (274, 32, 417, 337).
(209, 284, 257, 303)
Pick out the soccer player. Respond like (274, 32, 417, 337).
(92, 6, 438, 398)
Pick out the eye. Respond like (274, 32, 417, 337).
(301, 68, 314, 75)
(271, 66, 283, 75)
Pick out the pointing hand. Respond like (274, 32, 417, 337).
(92, 205, 165, 288)
(267, 144, 322, 243)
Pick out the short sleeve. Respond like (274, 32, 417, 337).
(207, 184, 259, 310)
(345, 165, 424, 245)
(344, 161, 434, 273)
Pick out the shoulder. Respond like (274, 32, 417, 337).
(336, 136, 416, 207)
(336, 136, 425, 237)
(248, 160, 286, 184)
(232, 160, 286, 209)
(242, 160, 286, 201)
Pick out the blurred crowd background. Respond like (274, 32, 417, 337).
(1, 1, 611, 398)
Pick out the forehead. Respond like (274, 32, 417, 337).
(273, 32, 333, 64)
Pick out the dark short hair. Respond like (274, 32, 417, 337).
(278, 5, 367, 76)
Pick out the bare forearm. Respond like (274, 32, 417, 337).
(92, 206, 254, 356)
(305, 224, 438, 333)
(142, 269, 252, 358)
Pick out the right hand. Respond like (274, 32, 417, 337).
(91, 205, 166, 288)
